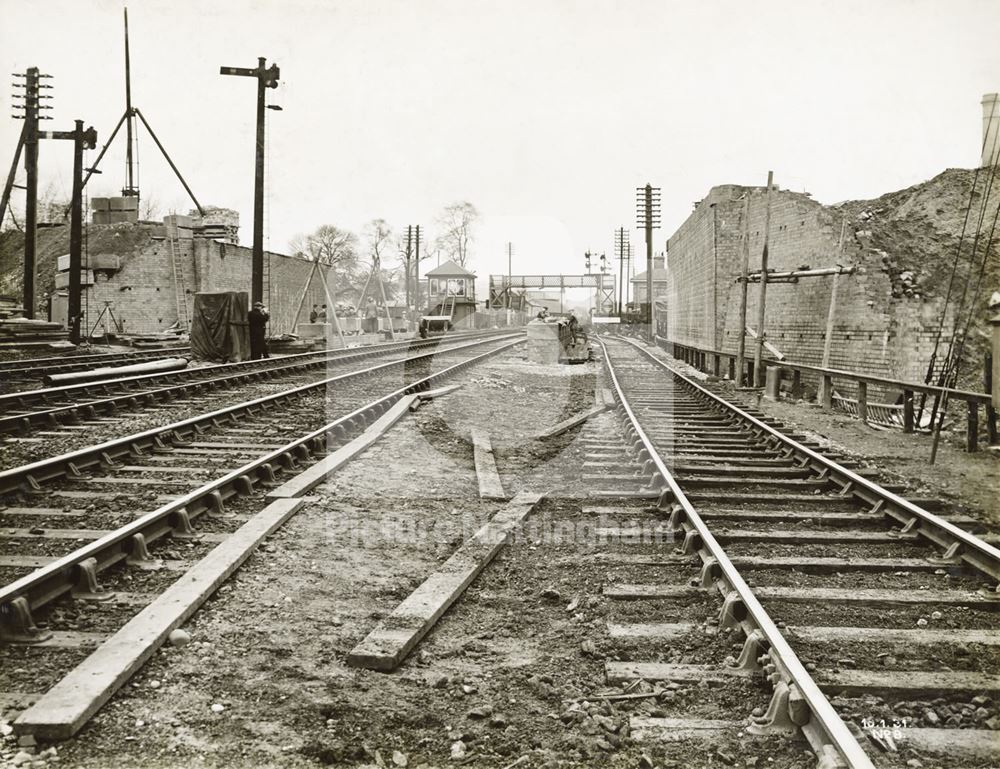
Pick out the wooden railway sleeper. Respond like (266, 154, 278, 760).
(0, 596, 53, 644)
(72, 557, 114, 601)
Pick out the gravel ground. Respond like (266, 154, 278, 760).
(2, 342, 998, 769)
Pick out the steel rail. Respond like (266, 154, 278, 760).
(598, 336, 874, 769)
(0, 346, 190, 374)
(0, 331, 504, 435)
(621, 335, 1000, 586)
(0, 329, 500, 408)
(0, 333, 523, 497)
(0, 335, 525, 641)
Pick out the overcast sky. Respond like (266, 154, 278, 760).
(2, 0, 998, 294)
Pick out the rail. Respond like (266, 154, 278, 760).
(598, 336, 875, 769)
(0, 334, 525, 640)
(653, 335, 997, 451)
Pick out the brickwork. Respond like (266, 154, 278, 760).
(663, 180, 976, 393)
(78, 225, 334, 337)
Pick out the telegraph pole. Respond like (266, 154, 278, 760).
(38, 122, 98, 342)
(414, 225, 422, 313)
(636, 184, 661, 339)
(753, 171, 774, 387)
(11, 67, 52, 318)
(220, 57, 280, 305)
(615, 228, 629, 314)
(507, 241, 513, 310)
(404, 225, 413, 313)
(735, 192, 751, 385)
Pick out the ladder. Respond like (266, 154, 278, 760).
(168, 236, 189, 330)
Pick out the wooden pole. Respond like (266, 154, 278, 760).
(752, 171, 774, 388)
(376, 266, 396, 341)
(317, 264, 346, 348)
(818, 216, 847, 404)
(735, 192, 751, 385)
(290, 260, 318, 335)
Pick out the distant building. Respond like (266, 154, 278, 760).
(630, 254, 669, 304)
(424, 260, 477, 325)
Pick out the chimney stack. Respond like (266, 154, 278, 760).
(983, 93, 1000, 167)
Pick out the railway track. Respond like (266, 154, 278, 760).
(0, 347, 190, 393)
(0, 331, 504, 440)
(0, 332, 524, 739)
(586, 335, 1000, 768)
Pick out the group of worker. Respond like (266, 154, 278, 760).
(535, 307, 587, 345)
(307, 300, 381, 333)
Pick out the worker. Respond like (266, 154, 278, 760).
(535, 307, 550, 322)
(316, 304, 328, 323)
(365, 299, 378, 334)
(309, 304, 319, 323)
(567, 309, 582, 343)
(248, 301, 270, 360)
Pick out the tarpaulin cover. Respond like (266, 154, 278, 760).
(190, 291, 250, 362)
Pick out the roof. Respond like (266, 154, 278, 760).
(631, 268, 669, 283)
(425, 259, 476, 277)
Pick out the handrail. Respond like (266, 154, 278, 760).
(655, 335, 990, 404)
(598, 336, 875, 769)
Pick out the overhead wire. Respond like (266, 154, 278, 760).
(918, 95, 999, 421)
(928, 132, 1000, 462)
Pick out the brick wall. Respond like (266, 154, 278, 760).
(80, 226, 334, 337)
(663, 183, 960, 395)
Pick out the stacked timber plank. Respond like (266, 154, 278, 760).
(0, 317, 67, 346)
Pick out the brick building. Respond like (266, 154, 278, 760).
(46, 216, 338, 338)
(660, 169, 999, 390)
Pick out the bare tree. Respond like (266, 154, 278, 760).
(364, 218, 393, 263)
(434, 201, 478, 268)
(140, 195, 162, 221)
(291, 224, 359, 266)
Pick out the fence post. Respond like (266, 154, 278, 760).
(820, 375, 833, 409)
(764, 366, 782, 401)
(857, 381, 868, 424)
(903, 390, 914, 433)
(791, 369, 802, 397)
(967, 400, 979, 452)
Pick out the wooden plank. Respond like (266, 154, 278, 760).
(629, 716, 739, 743)
(534, 403, 608, 440)
(607, 622, 693, 640)
(895, 727, 1000, 760)
(788, 625, 1000, 647)
(266, 395, 417, 499)
(347, 492, 543, 671)
(711, 529, 913, 544)
(814, 669, 1000, 697)
(606, 662, 753, 685)
(14, 497, 305, 739)
(0, 508, 89, 518)
(471, 429, 506, 500)
(604, 583, 997, 606)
